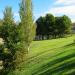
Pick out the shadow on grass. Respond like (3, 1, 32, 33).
(32, 52, 75, 75)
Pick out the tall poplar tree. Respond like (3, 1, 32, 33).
(14, 0, 36, 70)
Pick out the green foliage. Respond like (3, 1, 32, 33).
(0, 25, 19, 74)
(62, 15, 72, 34)
(36, 14, 55, 39)
(13, 0, 36, 70)
(36, 14, 72, 39)
(55, 17, 64, 37)
(36, 16, 46, 35)
(0, 0, 36, 73)
(45, 14, 55, 38)
(0, 6, 19, 74)
(3, 6, 15, 25)
(55, 15, 72, 37)
(19, 0, 35, 49)
(0, 19, 3, 26)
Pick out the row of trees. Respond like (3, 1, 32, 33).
(0, 0, 36, 75)
(36, 14, 72, 40)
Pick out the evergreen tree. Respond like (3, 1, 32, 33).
(0, 19, 3, 26)
(0, 6, 18, 74)
(3, 6, 15, 25)
(14, 0, 36, 70)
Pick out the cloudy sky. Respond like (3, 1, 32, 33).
(0, 0, 75, 22)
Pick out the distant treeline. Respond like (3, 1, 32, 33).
(35, 14, 72, 40)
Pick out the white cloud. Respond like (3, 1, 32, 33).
(55, 0, 75, 5)
(40, 5, 75, 23)
(49, 5, 75, 16)
(46, 0, 75, 23)
(49, 5, 75, 22)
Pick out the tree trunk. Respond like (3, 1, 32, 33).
(47, 35, 49, 40)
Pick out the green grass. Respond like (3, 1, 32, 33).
(8, 35, 75, 75)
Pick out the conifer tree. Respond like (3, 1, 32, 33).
(0, 6, 18, 74)
(3, 6, 15, 25)
(14, 0, 36, 70)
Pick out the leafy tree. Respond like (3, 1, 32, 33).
(36, 16, 46, 40)
(55, 15, 72, 37)
(55, 17, 63, 37)
(14, 0, 36, 70)
(36, 14, 72, 39)
(62, 15, 72, 34)
(45, 14, 55, 39)
(36, 14, 55, 39)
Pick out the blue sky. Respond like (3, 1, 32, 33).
(0, 0, 75, 22)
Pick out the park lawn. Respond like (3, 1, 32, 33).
(8, 35, 75, 75)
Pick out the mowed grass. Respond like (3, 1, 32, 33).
(8, 35, 75, 75)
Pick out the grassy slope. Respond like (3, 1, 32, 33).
(9, 35, 75, 75)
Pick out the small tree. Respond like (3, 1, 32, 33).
(0, 6, 18, 74)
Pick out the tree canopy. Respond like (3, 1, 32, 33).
(36, 14, 72, 40)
